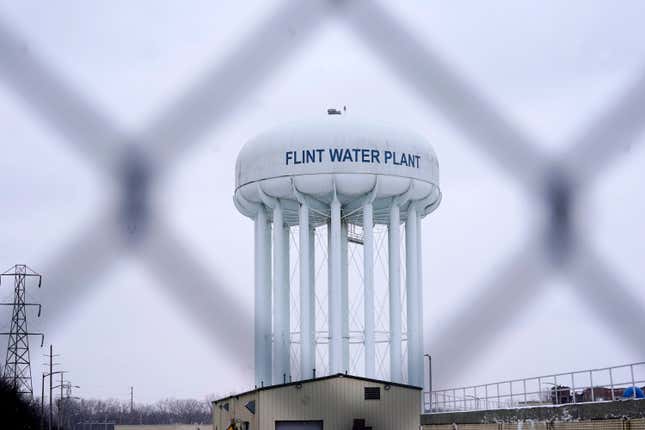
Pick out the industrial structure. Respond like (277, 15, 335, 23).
(233, 114, 441, 390)
(0, 264, 44, 398)
(213, 373, 421, 430)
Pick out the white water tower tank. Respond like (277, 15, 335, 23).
(234, 115, 441, 387)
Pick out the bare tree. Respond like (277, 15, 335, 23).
(63, 396, 212, 426)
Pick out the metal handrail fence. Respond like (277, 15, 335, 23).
(424, 361, 645, 413)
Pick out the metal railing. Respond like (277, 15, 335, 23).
(424, 361, 645, 413)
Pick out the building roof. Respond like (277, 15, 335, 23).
(212, 373, 422, 405)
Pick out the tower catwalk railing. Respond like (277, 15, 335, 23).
(424, 361, 645, 413)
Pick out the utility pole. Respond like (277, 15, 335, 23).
(49, 345, 53, 430)
(45, 345, 58, 430)
(62, 381, 80, 430)
(130, 386, 134, 413)
(59, 372, 63, 430)
(41, 372, 45, 430)
(44, 345, 65, 430)
(424, 354, 432, 412)
(51, 371, 70, 430)
(0, 264, 44, 399)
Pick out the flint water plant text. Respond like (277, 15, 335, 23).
(285, 148, 421, 168)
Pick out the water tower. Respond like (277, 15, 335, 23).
(234, 115, 441, 388)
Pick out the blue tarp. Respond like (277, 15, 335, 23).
(622, 386, 645, 398)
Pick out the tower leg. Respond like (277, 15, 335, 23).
(283, 224, 291, 380)
(363, 203, 375, 378)
(254, 207, 271, 387)
(341, 221, 349, 373)
(406, 205, 422, 387)
(299, 203, 314, 380)
(272, 205, 290, 384)
(329, 196, 342, 374)
(389, 205, 402, 383)
(309, 225, 316, 377)
(417, 212, 424, 389)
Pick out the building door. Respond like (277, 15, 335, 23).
(275, 420, 323, 430)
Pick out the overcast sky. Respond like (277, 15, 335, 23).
(0, 1, 644, 403)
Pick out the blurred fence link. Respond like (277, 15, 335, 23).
(0, 0, 644, 381)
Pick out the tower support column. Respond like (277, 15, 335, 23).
(254, 206, 271, 386)
(309, 225, 316, 376)
(406, 204, 422, 387)
(328, 195, 342, 373)
(363, 203, 375, 378)
(388, 204, 402, 383)
(273, 204, 290, 384)
(417, 211, 424, 389)
(341, 221, 349, 372)
(283, 224, 290, 378)
(299, 203, 314, 380)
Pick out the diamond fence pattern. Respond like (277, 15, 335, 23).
(0, 0, 644, 390)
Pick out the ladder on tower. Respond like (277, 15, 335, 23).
(347, 224, 364, 245)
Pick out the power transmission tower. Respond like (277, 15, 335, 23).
(0, 264, 44, 398)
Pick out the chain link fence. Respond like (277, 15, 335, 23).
(0, 0, 644, 397)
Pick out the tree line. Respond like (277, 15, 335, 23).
(61, 397, 212, 427)
(1, 375, 214, 429)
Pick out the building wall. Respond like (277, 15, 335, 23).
(213, 391, 259, 430)
(258, 376, 420, 430)
(213, 376, 421, 430)
(115, 425, 212, 430)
